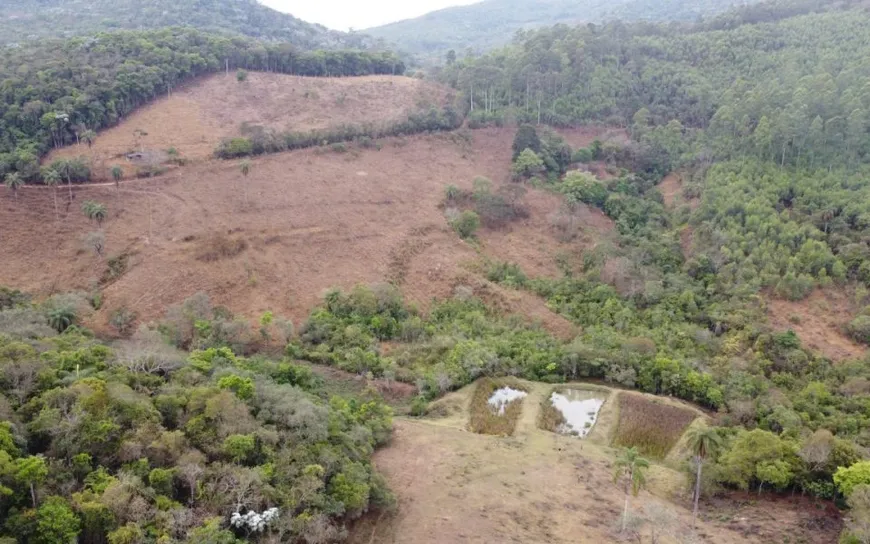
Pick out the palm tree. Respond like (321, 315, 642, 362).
(4, 172, 23, 200)
(686, 424, 723, 526)
(81, 200, 107, 227)
(81, 129, 97, 149)
(240, 159, 251, 207)
(111, 165, 123, 187)
(613, 447, 650, 533)
(44, 169, 61, 220)
(47, 306, 75, 332)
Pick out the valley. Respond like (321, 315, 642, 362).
(1, 1, 870, 543)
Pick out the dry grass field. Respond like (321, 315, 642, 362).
(47, 73, 452, 172)
(2, 124, 616, 337)
(348, 379, 841, 544)
(766, 287, 866, 362)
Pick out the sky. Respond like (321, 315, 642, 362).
(259, 0, 481, 31)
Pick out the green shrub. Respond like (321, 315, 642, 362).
(511, 148, 545, 180)
(573, 147, 594, 163)
(847, 315, 870, 345)
(215, 137, 254, 159)
(450, 210, 480, 239)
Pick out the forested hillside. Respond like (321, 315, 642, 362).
(0, 290, 394, 542)
(0, 27, 404, 180)
(366, 0, 758, 59)
(0, 0, 378, 49)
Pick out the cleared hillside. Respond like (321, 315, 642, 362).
(0, 0, 377, 48)
(5, 125, 620, 338)
(348, 380, 841, 544)
(366, 0, 759, 58)
(48, 73, 453, 170)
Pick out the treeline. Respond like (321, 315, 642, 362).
(216, 106, 464, 159)
(438, 3, 870, 169)
(0, 289, 394, 543)
(0, 27, 404, 180)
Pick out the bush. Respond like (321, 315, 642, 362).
(215, 137, 254, 159)
(561, 170, 608, 208)
(847, 315, 870, 345)
(573, 147, 594, 163)
(450, 210, 480, 239)
(236, 69, 248, 82)
(511, 148, 545, 180)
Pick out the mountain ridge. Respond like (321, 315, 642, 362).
(0, 0, 380, 50)
(365, 0, 762, 58)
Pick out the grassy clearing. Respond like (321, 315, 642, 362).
(468, 377, 527, 436)
(538, 385, 609, 436)
(611, 393, 696, 459)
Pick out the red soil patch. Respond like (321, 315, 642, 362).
(658, 172, 700, 210)
(766, 288, 866, 362)
(2, 128, 587, 338)
(556, 127, 629, 149)
(47, 72, 452, 174)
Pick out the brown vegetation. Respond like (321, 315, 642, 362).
(612, 392, 697, 459)
(766, 288, 867, 362)
(47, 73, 452, 174)
(5, 122, 619, 336)
(468, 377, 527, 436)
(349, 380, 840, 544)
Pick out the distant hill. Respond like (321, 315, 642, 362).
(0, 0, 377, 49)
(366, 0, 760, 58)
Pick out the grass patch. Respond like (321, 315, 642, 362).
(468, 377, 527, 436)
(195, 234, 248, 262)
(611, 393, 696, 458)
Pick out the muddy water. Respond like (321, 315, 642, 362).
(550, 390, 605, 438)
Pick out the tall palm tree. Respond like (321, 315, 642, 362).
(44, 169, 61, 220)
(4, 172, 23, 200)
(613, 447, 650, 533)
(686, 424, 723, 526)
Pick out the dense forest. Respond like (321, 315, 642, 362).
(0, 27, 404, 180)
(0, 290, 394, 543)
(366, 0, 760, 59)
(0, 0, 380, 50)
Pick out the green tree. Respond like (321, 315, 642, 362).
(222, 435, 256, 464)
(36, 496, 81, 544)
(81, 129, 97, 149)
(718, 429, 798, 491)
(449, 210, 480, 239)
(16, 455, 48, 507)
(511, 148, 545, 180)
(613, 447, 649, 532)
(685, 424, 723, 526)
(835, 462, 870, 498)
(5, 172, 24, 200)
(512, 124, 541, 160)
(110, 165, 123, 188)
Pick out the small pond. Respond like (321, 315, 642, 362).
(487, 387, 528, 415)
(549, 389, 606, 438)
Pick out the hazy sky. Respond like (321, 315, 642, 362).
(259, 0, 481, 31)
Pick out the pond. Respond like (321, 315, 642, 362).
(549, 389, 606, 438)
(487, 387, 528, 415)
